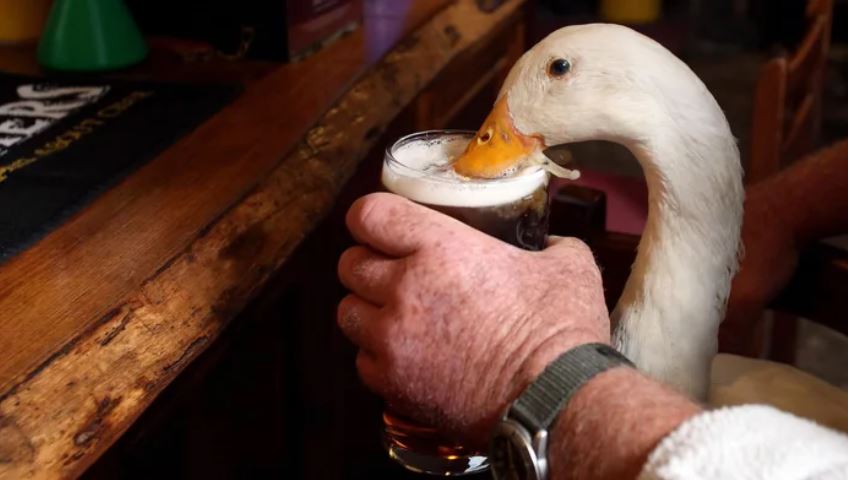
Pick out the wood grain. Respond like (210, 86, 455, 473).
(0, 0, 447, 395)
(0, 1, 525, 477)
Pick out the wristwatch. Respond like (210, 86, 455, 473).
(489, 343, 634, 480)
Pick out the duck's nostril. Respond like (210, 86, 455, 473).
(479, 128, 493, 144)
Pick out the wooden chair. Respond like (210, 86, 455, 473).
(748, 0, 833, 364)
(749, 0, 833, 184)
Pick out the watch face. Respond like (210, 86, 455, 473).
(490, 420, 540, 480)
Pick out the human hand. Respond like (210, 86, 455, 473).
(720, 183, 799, 354)
(337, 192, 609, 446)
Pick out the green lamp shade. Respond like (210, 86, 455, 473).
(38, 0, 148, 71)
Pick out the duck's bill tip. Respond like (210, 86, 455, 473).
(452, 98, 543, 179)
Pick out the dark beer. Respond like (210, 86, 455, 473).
(383, 130, 550, 250)
(380, 130, 551, 475)
(417, 188, 549, 250)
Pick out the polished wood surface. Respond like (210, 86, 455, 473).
(0, 0, 450, 396)
(0, 1, 526, 477)
(83, 20, 528, 472)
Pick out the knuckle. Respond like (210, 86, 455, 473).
(564, 237, 594, 257)
(558, 239, 600, 276)
(355, 353, 384, 392)
(337, 292, 354, 311)
(393, 273, 412, 299)
(355, 352, 368, 373)
(336, 295, 356, 326)
(581, 258, 603, 284)
(337, 246, 362, 279)
(347, 193, 393, 232)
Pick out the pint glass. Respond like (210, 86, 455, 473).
(380, 130, 551, 475)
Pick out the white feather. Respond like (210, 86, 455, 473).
(502, 24, 744, 399)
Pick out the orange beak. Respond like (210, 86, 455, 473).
(453, 97, 543, 179)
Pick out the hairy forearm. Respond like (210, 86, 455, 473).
(548, 368, 702, 480)
(757, 139, 848, 245)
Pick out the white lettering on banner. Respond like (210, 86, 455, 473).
(0, 118, 49, 136)
(16, 85, 107, 100)
(0, 83, 109, 158)
(0, 100, 74, 119)
(0, 136, 21, 148)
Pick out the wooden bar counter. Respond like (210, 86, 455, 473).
(0, 1, 528, 477)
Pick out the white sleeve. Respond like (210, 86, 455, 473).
(639, 405, 848, 480)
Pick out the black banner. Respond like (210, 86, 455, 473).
(0, 75, 238, 261)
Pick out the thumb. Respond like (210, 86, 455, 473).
(346, 192, 467, 257)
(545, 235, 594, 258)
(544, 236, 604, 289)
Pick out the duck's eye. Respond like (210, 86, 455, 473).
(548, 58, 571, 77)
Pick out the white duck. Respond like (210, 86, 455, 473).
(453, 23, 743, 400)
(453, 24, 848, 432)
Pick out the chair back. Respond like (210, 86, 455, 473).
(749, 0, 833, 183)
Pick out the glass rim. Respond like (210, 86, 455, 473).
(384, 129, 547, 185)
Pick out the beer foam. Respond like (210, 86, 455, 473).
(382, 134, 548, 208)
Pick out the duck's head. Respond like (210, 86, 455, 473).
(454, 24, 744, 400)
(454, 23, 717, 178)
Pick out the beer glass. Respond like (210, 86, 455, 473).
(380, 130, 551, 475)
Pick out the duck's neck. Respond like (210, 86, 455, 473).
(612, 123, 743, 400)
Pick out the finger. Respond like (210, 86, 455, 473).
(546, 235, 593, 255)
(545, 235, 602, 280)
(337, 294, 382, 353)
(345, 192, 458, 257)
(355, 350, 386, 396)
(338, 245, 399, 305)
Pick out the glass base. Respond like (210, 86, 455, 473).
(383, 411, 489, 476)
(386, 440, 489, 476)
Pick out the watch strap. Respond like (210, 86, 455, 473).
(510, 343, 634, 432)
